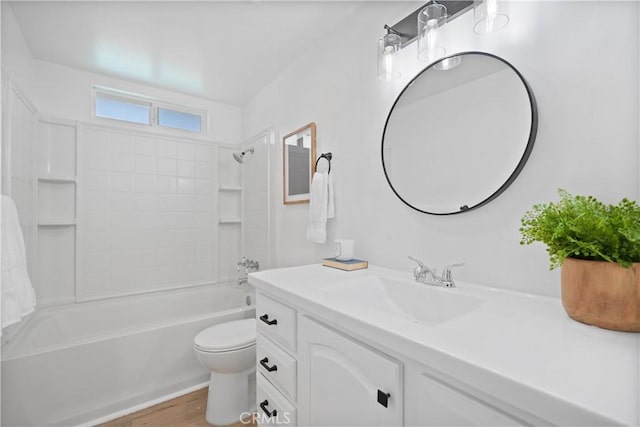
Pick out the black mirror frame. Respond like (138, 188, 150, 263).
(381, 51, 538, 216)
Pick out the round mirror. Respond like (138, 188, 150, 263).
(381, 52, 537, 215)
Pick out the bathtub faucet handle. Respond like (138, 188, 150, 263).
(237, 256, 246, 270)
(237, 257, 259, 271)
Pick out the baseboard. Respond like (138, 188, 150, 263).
(74, 380, 209, 427)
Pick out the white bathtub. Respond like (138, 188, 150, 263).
(1, 283, 255, 427)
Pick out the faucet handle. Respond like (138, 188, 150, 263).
(409, 256, 435, 282)
(441, 263, 465, 281)
(408, 256, 425, 268)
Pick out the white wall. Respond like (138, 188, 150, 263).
(2, 0, 246, 308)
(243, 1, 640, 297)
(34, 60, 242, 144)
(1, 2, 36, 101)
(1, 2, 38, 278)
(79, 126, 220, 301)
(242, 130, 272, 269)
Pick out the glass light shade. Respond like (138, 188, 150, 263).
(473, 0, 509, 34)
(417, 3, 447, 63)
(434, 55, 462, 71)
(377, 33, 402, 81)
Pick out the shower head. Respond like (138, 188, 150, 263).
(233, 147, 254, 164)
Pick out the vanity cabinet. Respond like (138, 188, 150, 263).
(256, 292, 403, 427)
(256, 293, 297, 426)
(252, 265, 638, 427)
(404, 363, 528, 427)
(297, 315, 403, 426)
(256, 290, 538, 427)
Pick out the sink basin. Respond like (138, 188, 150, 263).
(323, 275, 485, 324)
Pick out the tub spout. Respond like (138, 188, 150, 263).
(237, 257, 259, 285)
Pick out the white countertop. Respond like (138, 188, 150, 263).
(250, 264, 640, 426)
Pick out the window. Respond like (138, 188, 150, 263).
(95, 93, 151, 125)
(157, 107, 202, 133)
(93, 87, 207, 133)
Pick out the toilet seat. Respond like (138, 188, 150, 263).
(194, 318, 256, 353)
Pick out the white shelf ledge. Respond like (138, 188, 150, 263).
(38, 219, 76, 226)
(219, 219, 242, 224)
(38, 176, 76, 184)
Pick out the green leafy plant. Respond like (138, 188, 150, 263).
(520, 189, 640, 269)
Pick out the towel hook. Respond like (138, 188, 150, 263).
(315, 152, 332, 174)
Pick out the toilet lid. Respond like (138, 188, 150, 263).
(194, 318, 256, 352)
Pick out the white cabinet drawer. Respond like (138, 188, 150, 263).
(257, 293, 296, 352)
(257, 373, 297, 426)
(258, 332, 297, 402)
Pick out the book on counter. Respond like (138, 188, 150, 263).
(322, 257, 368, 271)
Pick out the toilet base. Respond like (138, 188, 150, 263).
(205, 369, 255, 426)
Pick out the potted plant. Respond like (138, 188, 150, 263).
(520, 189, 640, 331)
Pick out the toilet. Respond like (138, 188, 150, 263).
(193, 318, 256, 426)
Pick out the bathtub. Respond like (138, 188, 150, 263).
(1, 283, 255, 427)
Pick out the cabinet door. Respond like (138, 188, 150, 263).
(298, 316, 402, 427)
(405, 366, 526, 427)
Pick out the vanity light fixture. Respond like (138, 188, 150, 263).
(377, 29, 402, 81)
(417, 2, 448, 63)
(473, 0, 509, 34)
(378, 0, 509, 80)
(433, 55, 462, 71)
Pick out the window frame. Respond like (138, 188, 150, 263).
(153, 102, 205, 133)
(92, 86, 208, 135)
(92, 88, 153, 127)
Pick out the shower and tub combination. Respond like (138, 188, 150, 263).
(2, 284, 255, 426)
(1, 108, 272, 426)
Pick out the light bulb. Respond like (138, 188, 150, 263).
(377, 33, 401, 81)
(383, 47, 394, 81)
(426, 19, 439, 61)
(434, 56, 462, 71)
(417, 3, 447, 63)
(473, 0, 509, 34)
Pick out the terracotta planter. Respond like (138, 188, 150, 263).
(561, 258, 640, 332)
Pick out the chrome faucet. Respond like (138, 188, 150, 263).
(408, 256, 464, 288)
(238, 257, 259, 270)
(237, 257, 260, 285)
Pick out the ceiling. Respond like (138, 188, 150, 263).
(9, 1, 366, 106)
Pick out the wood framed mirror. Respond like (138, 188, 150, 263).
(283, 122, 316, 204)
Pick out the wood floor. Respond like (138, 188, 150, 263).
(98, 388, 256, 427)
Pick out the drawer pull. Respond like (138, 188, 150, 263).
(260, 357, 278, 372)
(377, 389, 391, 408)
(259, 399, 278, 418)
(260, 314, 278, 326)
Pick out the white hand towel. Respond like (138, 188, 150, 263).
(306, 172, 329, 243)
(327, 172, 335, 219)
(2, 195, 36, 329)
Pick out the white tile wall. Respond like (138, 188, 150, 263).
(80, 127, 219, 299)
(242, 134, 270, 267)
(218, 147, 242, 188)
(218, 223, 241, 281)
(216, 147, 243, 281)
(38, 122, 76, 177)
(36, 226, 75, 305)
(38, 181, 75, 219)
(219, 191, 241, 220)
(8, 88, 37, 279)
